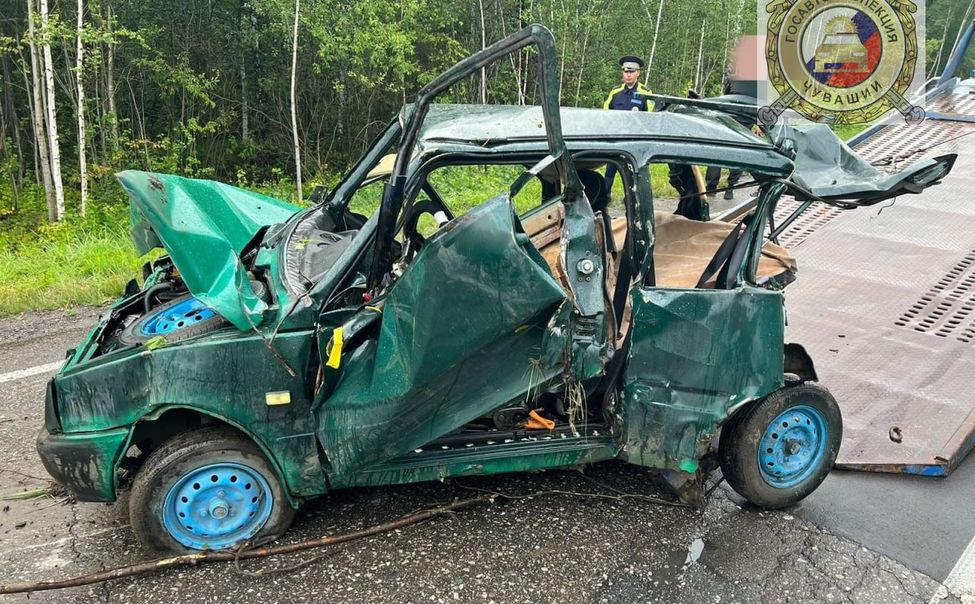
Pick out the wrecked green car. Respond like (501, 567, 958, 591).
(37, 26, 955, 552)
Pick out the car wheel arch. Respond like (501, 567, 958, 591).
(784, 343, 818, 383)
(121, 405, 301, 509)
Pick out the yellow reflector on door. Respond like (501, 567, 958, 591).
(326, 326, 344, 369)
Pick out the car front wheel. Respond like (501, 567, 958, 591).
(718, 383, 842, 509)
(129, 427, 296, 552)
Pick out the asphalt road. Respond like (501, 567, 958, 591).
(0, 307, 971, 603)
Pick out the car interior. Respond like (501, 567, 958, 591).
(301, 153, 800, 442)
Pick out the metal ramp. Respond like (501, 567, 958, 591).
(775, 72, 975, 476)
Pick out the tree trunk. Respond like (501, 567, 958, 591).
(694, 12, 706, 92)
(17, 47, 41, 187)
(240, 56, 249, 142)
(290, 0, 302, 202)
(1, 53, 25, 192)
(495, 0, 524, 105)
(40, 0, 65, 220)
(574, 2, 594, 107)
(92, 43, 104, 160)
(644, 0, 664, 85)
(0, 75, 19, 210)
(478, 0, 487, 104)
(27, 0, 56, 219)
(556, 0, 567, 99)
(76, 0, 88, 215)
(105, 0, 118, 148)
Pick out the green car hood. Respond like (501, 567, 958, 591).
(117, 170, 300, 331)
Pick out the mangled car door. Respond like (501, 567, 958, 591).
(312, 25, 608, 481)
(317, 194, 568, 481)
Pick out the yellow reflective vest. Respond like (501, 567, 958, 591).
(603, 82, 653, 111)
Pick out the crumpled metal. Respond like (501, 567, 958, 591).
(118, 170, 299, 331)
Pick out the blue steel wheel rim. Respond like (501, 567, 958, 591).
(758, 405, 829, 488)
(162, 462, 274, 550)
(140, 297, 216, 336)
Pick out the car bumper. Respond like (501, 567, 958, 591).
(36, 426, 131, 502)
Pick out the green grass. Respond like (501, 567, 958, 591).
(831, 123, 869, 142)
(0, 180, 143, 316)
(0, 223, 142, 316)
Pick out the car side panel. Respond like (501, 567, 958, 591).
(617, 286, 785, 471)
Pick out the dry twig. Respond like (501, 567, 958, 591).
(0, 494, 494, 595)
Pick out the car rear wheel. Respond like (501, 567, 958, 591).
(718, 383, 842, 509)
(129, 427, 296, 552)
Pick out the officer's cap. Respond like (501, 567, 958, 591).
(619, 55, 645, 72)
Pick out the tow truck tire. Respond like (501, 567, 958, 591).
(719, 383, 842, 509)
(129, 427, 296, 552)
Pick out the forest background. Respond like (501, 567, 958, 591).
(0, 0, 973, 314)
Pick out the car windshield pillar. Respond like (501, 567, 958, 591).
(322, 119, 401, 222)
(367, 24, 584, 292)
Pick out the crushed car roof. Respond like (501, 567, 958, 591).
(413, 104, 774, 148)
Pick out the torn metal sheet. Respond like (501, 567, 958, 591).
(770, 124, 955, 205)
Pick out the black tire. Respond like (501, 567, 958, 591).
(129, 426, 296, 552)
(719, 383, 842, 509)
(118, 294, 229, 346)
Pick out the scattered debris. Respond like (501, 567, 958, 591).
(684, 538, 705, 568)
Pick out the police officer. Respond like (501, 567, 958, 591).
(602, 56, 652, 199)
(603, 55, 653, 111)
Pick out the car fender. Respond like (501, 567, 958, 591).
(124, 404, 309, 508)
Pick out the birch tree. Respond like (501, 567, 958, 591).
(643, 0, 663, 85)
(26, 0, 56, 219)
(39, 0, 65, 220)
(290, 0, 302, 201)
(693, 10, 706, 92)
(76, 0, 88, 214)
(478, 0, 487, 103)
(104, 0, 118, 148)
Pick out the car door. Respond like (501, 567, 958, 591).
(311, 25, 609, 483)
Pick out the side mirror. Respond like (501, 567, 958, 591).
(309, 185, 329, 204)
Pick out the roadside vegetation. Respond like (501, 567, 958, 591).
(0, 0, 968, 316)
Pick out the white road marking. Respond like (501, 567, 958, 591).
(931, 535, 975, 604)
(0, 526, 127, 557)
(945, 535, 975, 603)
(0, 360, 64, 384)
